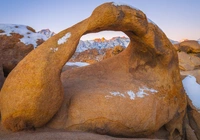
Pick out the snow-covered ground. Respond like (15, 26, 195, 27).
(0, 24, 48, 48)
(182, 75, 200, 110)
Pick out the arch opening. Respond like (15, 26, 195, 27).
(67, 31, 130, 66)
(80, 31, 128, 41)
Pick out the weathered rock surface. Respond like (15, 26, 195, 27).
(178, 51, 200, 71)
(181, 70, 200, 84)
(177, 40, 200, 53)
(186, 98, 200, 140)
(174, 40, 200, 86)
(1, 2, 199, 140)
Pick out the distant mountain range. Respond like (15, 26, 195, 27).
(76, 37, 130, 52)
(36, 29, 179, 52)
(1, 24, 198, 52)
(37, 29, 55, 39)
(76, 37, 183, 52)
(35, 29, 188, 52)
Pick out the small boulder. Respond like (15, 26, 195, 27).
(179, 40, 200, 53)
(103, 45, 124, 60)
(178, 52, 200, 71)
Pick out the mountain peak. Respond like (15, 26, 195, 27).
(37, 29, 55, 39)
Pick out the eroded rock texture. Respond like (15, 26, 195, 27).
(0, 2, 199, 140)
(175, 40, 200, 87)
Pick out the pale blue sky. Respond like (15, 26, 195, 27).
(1, 0, 200, 41)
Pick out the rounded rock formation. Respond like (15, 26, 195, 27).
(0, 2, 195, 139)
(47, 2, 187, 139)
(179, 40, 200, 53)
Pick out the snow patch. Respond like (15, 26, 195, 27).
(127, 90, 135, 100)
(136, 88, 149, 98)
(0, 24, 47, 48)
(110, 91, 126, 98)
(108, 87, 158, 100)
(112, 2, 140, 11)
(66, 62, 89, 67)
(182, 75, 200, 110)
(58, 32, 71, 45)
(136, 87, 157, 98)
(50, 47, 58, 52)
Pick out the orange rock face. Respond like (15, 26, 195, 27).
(178, 40, 200, 53)
(178, 51, 200, 71)
(0, 62, 5, 89)
(0, 2, 193, 139)
(174, 40, 200, 87)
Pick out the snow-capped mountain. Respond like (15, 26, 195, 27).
(76, 37, 130, 52)
(37, 29, 55, 39)
(76, 37, 182, 52)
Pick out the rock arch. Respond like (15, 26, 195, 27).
(0, 2, 190, 139)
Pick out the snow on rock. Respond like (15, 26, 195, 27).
(127, 90, 135, 100)
(136, 87, 158, 98)
(108, 87, 158, 100)
(110, 91, 126, 98)
(112, 2, 140, 11)
(0, 24, 47, 48)
(66, 62, 89, 67)
(57, 32, 71, 45)
(182, 75, 200, 110)
(50, 47, 58, 52)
